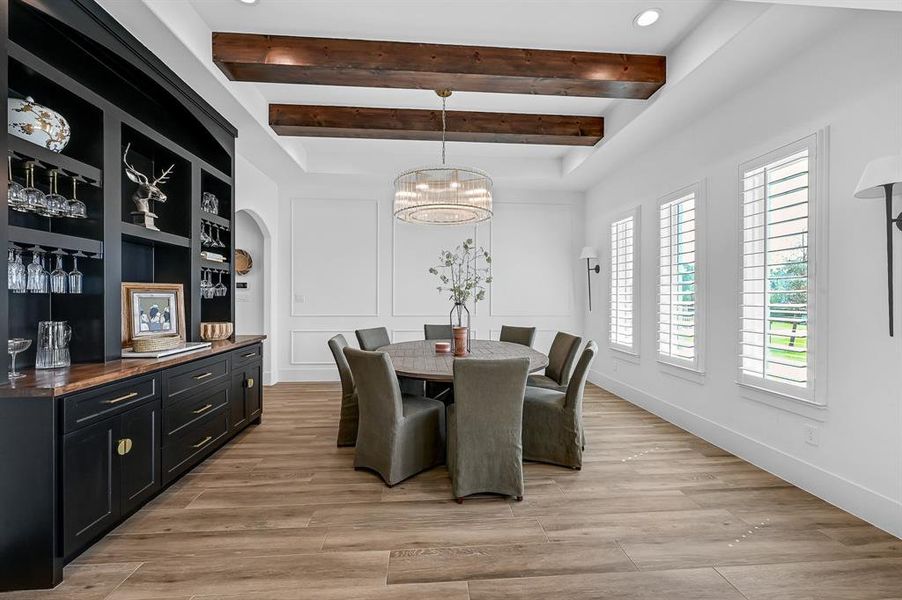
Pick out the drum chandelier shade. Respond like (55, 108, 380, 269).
(393, 90, 493, 225)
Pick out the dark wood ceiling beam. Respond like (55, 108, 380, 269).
(214, 33, 665, 99)
(269, 104, 604, 146)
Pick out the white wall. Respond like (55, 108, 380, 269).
(583, 13, 902, 537)
(235, 211, 264, 335)
(276, 177, 586, 381)
(234, 151, 280, 384)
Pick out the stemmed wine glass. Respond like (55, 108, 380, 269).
(8, 338, 32, 380)
(201, 222, 212, 246)
(68, 251, 85, 294)
(50, 249, 68, 294)
(22, 163, 47, 214)
(214, 270, 228, 297)
(8, 246, 27, 293)
(67, 178, 86, 219)
(213, 225, 226, 249)
(26, 247, 46, 292)
(8, 157, 26, 212)
(43, 170, 68, 217)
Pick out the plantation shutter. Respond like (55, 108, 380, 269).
(610, 213, 637, 352)
(658, 191, 697, 366)
(740, 141, 813, 390)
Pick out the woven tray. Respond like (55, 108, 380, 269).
(131, 335, 181, 353)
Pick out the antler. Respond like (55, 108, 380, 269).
(122, 143, 149, 184)
(153, 164, 175, 186)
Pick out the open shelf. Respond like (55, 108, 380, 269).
(200, 213, 230, 229)
(9, 225, 103, 255)
(8, 136, 102, 187)
(200, 258, 230, 271)
(121, 223, 190, 249)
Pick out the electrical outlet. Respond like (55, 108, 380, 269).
(294, 294, 306, 303)
(804, 424, 819, 446)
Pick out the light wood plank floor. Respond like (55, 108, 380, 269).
(5, 382, 900, 600)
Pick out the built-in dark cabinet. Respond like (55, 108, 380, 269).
(62, 416, 120, 558)
(229, 344, 263, 434)
(62, 397, 160, 559)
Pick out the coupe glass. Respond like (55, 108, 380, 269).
(43, 171, 68, 217)
(50, 251, 67, 294)
(26, 247, 45, 292)
(68, 251, 84, 294)
(22, 164, 47, 214)
(67, 178, 86, 219)
(8, 157, 27, 212)
(8, 338, 32, 380)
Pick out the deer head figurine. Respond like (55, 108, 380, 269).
(123, 143, 175, 231)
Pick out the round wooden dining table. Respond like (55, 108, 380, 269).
(380, 339, 549, 383)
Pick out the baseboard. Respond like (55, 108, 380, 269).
(588, 368, 902, 539)
(279, 367, 339, 382)
(263, 371, 276, 386)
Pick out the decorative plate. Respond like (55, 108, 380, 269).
(8, 96, 71, 152)
(235, 249, 253, 275)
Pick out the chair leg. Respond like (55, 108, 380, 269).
(515, 496, 523, 502)
(455, 497, 463, 504)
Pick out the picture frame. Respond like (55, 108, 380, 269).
(121, 282, 186, 348)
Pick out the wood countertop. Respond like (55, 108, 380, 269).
(0, 335, 266, 398)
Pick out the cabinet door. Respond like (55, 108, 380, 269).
(229, 372, 248, 434)
(244, 363, 262, 421)
(62, 417, 121, 559)
(120, 400, 161, 515)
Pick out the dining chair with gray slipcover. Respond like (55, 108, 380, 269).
(355, 327, 424, 395)
(355, 327, 392, 351)
(448, 357, 530, 502)
(328, 334, 358, 447)
(424, 324, 453, 340)
(522, 341, 597, 469)
(499, 325, 536, 347)
(526, 331, 582, 391)
(343, 347, 446, 486)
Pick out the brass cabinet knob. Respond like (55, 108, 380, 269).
(245, 377, 255, 389)
(116, 438, 133, 456)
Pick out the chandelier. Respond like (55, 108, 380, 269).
(393, 90, 493, 225)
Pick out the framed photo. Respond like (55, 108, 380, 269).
(121, 282, 186, 347)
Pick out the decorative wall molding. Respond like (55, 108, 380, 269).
(290, 198, 380, 317)
(289, 328, 356, 366)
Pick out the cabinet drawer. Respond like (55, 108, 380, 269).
(164, 355, 229, 404)
(231, 343, 262, 369)
(64, 375, 159, 433)
(163, 382, 229, 442)
(162, 406, 229, 484)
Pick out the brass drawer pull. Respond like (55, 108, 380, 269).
(193, 403, 213, 415)
(245, 377, 255, 389)
(242, 352, 257, 358)
(116, 438, 133, 456)
(192, 435, 212, 449)
(194, 372, 214, 381)
(103, 392, 138, 405)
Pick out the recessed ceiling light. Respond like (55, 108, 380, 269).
(238, 0, 258, 4)
(634, 9, 661, 27)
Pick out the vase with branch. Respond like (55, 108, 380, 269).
(428, 238, 492, 355)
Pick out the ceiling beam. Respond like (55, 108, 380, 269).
(213, 33, 666, 99)
(269, 104, 604, 146)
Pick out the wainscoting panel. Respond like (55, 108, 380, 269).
(392, 221, 486, 317)
(290, 329, 357, 365)
(291, 198, 379, 316)
(489, 203, 574, 317)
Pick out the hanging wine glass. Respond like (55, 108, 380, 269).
(214, 225, 226, 249)
(50, 249, 67, 294)
(22, 163, 47, 214)
(8, 157, 27, 212)
(67, 177, 87, 219)
(44, 171, 68, 217)
(214, 270, 228, 297)
(38, 252, 50, 293)
(26, 246, 45, 292)
(69, 251, 85, 294)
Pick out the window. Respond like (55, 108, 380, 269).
(658, 183, 703, 371)
(739, 134, 820, 400)
(610, 207, 640, 354)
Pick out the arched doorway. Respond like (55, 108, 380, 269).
(235, 208, 273, 383)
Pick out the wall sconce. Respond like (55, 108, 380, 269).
(854, 155, 902, 336)
(579, 246, 601, 311)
